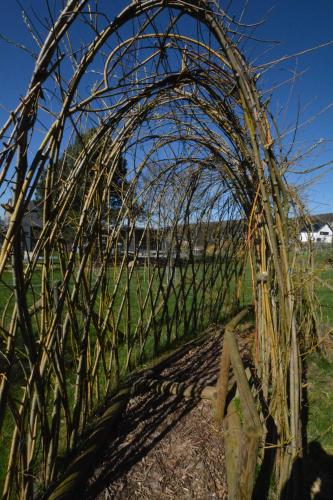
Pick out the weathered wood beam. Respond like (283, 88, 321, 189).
(144, 377, 217, 401)
(214, 307, 262, 500)
(214, 307, 250, 424)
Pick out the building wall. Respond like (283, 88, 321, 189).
(3, 201, 41, 253)
(300, 223, 333, 244)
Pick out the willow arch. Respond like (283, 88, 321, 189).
(0, 1, 315, 497)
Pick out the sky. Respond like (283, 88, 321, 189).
(0, 0, 332, 214)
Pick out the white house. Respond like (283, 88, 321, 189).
(300, 222, 333, 244)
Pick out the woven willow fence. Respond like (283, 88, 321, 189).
(0, 1, 316, 498)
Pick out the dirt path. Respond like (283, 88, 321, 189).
(84, 332, 253, 499)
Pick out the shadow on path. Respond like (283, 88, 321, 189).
(84, 335, 224, 499)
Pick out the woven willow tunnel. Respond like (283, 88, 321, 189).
(0, 1, 316, 498)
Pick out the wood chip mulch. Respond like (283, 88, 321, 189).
(85, 329, 254, 499)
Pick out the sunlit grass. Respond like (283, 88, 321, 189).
(306, 353, 333, 454)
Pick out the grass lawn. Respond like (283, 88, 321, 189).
(306, 353, 333, 455)
(301, 246, 333, 474)
(312, 246, 333, 324)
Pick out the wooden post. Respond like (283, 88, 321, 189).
(215, 308, 250, 423)
(223, 399, 242, 500)
(226, 328, 262, 500)
(239, 432, 260, 499)
(214, 307, 262, 499)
